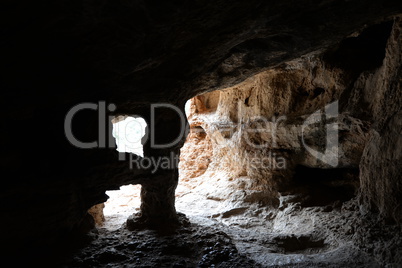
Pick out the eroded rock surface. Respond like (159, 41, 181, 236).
(176, 17, 402, 266)
(357, 17, 402, 223)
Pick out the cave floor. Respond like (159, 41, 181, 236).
(60, 176, 401, 267)
(64, 201, 380, 268)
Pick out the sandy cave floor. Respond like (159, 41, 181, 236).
(63, 176, 401, 268)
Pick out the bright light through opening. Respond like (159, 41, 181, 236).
(185, 98, 191, 118)
(112, 116, 147, 157)
(103, 184, 142, 230)
(101, 116, 146, 230)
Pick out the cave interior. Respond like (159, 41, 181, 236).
(1, 1, 402, 267)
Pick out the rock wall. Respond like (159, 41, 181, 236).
(179, 124, 213, 181)
(180, 19, 401, 221)
(181, 58, 364, 204)
(357, 17, 402, 223)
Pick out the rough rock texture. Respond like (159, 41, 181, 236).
(67, 199, 402, 268)
(179, 98, 214, 181)
(65, 217, 261, 268)
(1, 0, 402, 265)
(180, 53, 371, 205)
(177, 17, 402, 266)
(356, 17, 402, 223)
(180, 17, 401, 215)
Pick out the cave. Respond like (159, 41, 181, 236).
(1, 1, 402, 267)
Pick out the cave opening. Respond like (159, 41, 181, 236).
(89, 116, 147, 229)
(103, 184, 142, 230)
(111, 115, 147, 157)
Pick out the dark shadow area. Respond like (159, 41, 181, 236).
(291, 166, 359, 207)
(323, 20, 393, 75)
(63, 218, 261, 268)
(274, 234, 327, 254)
